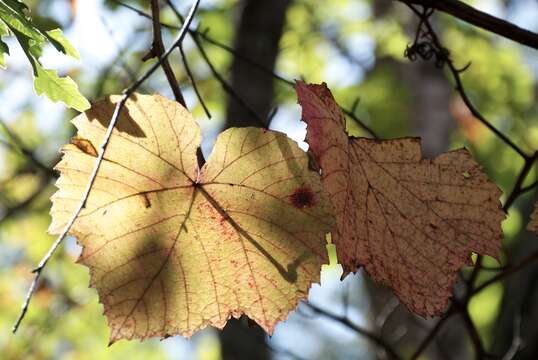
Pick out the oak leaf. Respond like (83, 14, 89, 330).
(296, 81, 505, 316)
(49, 93, 334, 342)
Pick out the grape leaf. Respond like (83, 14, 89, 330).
(49, 93, 334, 342)
(296, 81, 505, 316)
(528, 204, 538, 233)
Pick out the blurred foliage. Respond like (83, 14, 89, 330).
(0, 0, 537, 359)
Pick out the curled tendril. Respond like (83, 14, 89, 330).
(404, 41, 449, 68)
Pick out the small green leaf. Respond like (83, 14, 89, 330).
(0, 22, 8, 68)
(46, 28, 80, 59)
(34, 63, 90, 112)
(0, 20, 8, 35)
(0, 0, 89, 111)
(0, 1, 45, 41)
(0, 41, 7, 68)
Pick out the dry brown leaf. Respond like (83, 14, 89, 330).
(49, 93, 334, 342)
(296, 81, 505, 316)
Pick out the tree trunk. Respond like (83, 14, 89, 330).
(220, 0, 291, 358)
(223, 0, 291, 129)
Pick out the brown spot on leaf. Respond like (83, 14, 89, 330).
(71, 136, 98, 157)
(140, 193, 151, 208)
(289, 186, 316, 208)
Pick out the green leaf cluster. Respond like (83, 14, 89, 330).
(0, 0, 89, 111)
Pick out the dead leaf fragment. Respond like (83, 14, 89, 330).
(296, 81, 505, 317)
(49, 93, 334, 342)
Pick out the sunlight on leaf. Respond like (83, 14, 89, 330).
(34, 64, 90, 111)
(49, 93, 334, 342)
(46, 28, 80, 59)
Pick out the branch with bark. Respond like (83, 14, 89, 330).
(396, 0, 538, 50)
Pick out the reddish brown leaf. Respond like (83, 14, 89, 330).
(297, 81, 505, 316)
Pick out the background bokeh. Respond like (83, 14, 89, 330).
(1, 0, 537, 359)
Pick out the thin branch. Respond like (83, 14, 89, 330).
(190, 32, 267, 128)
(0, 119, 55, 177)
(197, 26, 378, 136)
(145, 0, 186, 105)
(503, 151, 538, 210)
(164, 0, 185, 22)
(410, 306, 456, 360)
(11, 0, 200, 334)
(305, 302, 402, 360)
(114, 0, 379, 138)
(98, 14, 140, 84)
(472, 250, 538, 296)
(179, 44, 211, 118)
(459, 306, 487, 359)
(396, 0, 538, 50)
(404, 4, 530, 160)
(0, 176, 50, 225)
(520, 179, 538, 195)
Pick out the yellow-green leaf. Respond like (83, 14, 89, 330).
(46, 28, 80, 59)
(0, 21, 8, 69)
(49, 93, 334, 342)
(34, 64, 90, 112)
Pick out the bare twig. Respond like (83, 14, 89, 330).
(305, 302, 402, 360)
(410, 307, 456, 360)
(404, 4, 530, 160)
(145, 0, 186, 105)
(98, 14, 140, 84)
(472, 250, 538, 296)
(0, 119, 55, 177)
(113, 0, 379, 138)
(190, 32, 267, 127)
(503, 151, 538, 210)
(0, 176, 51, 225)
(179, 44, 212, 118)
(459, 306, 487, 359)
(11, 0, 200, 334)
(520, 179, 538, 194)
